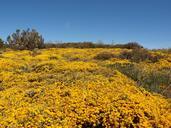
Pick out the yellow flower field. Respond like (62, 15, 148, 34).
(0, 48, 170, 128)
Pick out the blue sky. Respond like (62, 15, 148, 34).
(0, 0, 171, 48)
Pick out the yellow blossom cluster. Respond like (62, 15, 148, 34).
(0, 48, 170, 127)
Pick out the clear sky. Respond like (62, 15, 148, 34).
(0, 0, 171, 48)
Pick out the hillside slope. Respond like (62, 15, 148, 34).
(0, 48, 170, 127)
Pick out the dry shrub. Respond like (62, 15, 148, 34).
(94, 52, 116, 60)
(115, 42, 143, 49)
(30, 48, 41, 57)
(7, 29, 44, 50)
(120, 49, 164, 63)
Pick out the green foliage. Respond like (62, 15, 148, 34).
(7, 29, 44, 50)
(119, 48, 164, 63)
(110, 63, 171, 97)
(0, 38, 4, 48)
(44, 42, 143, 49)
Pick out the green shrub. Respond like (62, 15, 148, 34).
(0, 38, 4, 48)
(7, 29, 44, 50)
(110, 63, 171, 97)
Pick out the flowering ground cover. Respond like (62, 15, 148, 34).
(0, 48, 170, 127)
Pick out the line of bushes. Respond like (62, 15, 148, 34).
(44, 41, 143, 49)
(0, 28, 145, 50)
(94, 48, 165, 63)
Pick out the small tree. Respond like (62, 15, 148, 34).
(7, 28, 44, 50)
(0, 38, 4, 48)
